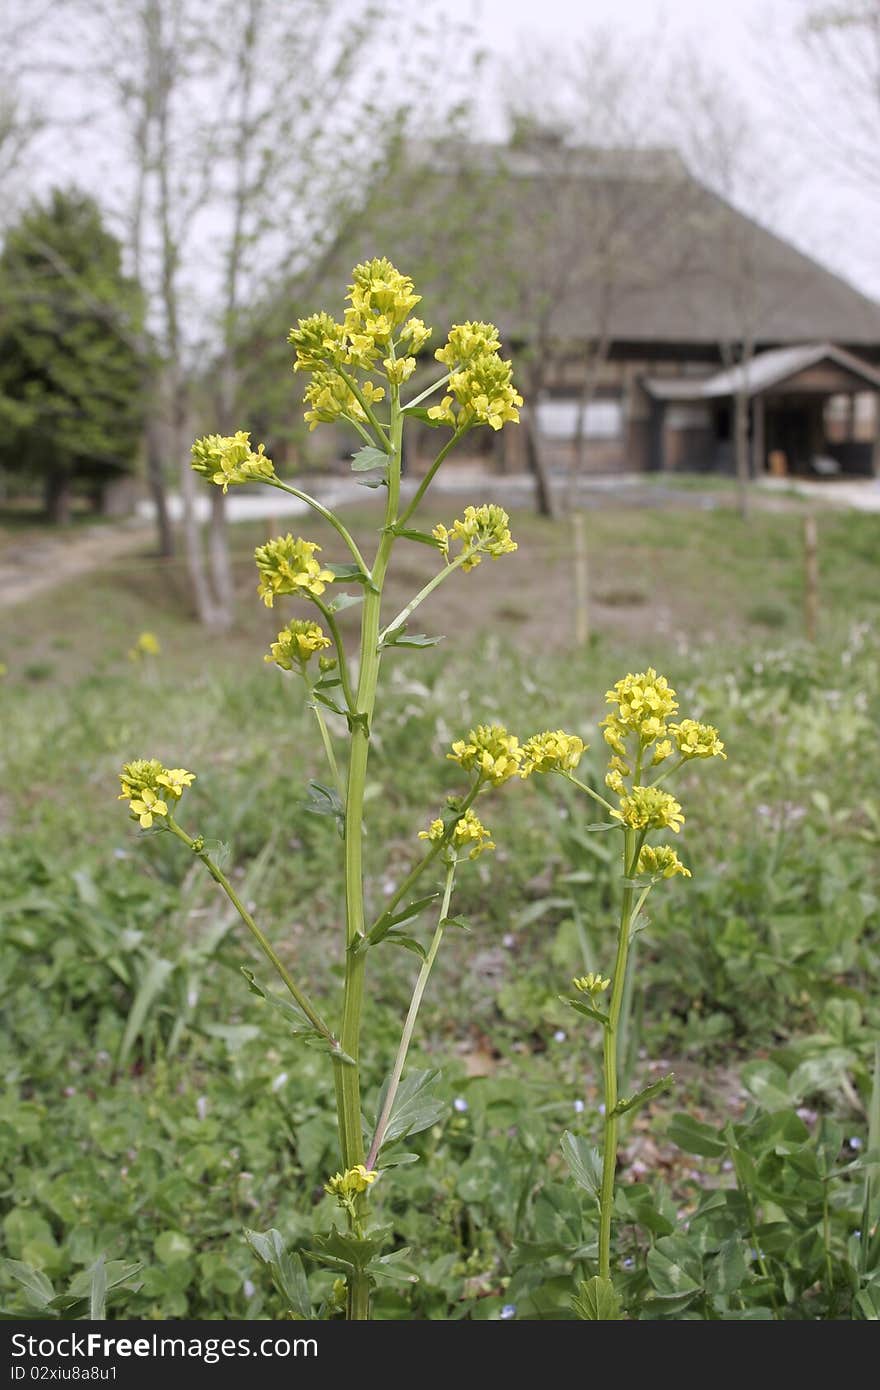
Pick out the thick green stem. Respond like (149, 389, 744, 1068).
(366, 864, 456, 1169)
(333, 388, 403, 1238)
(166, 816, 333, 1042)
(598, 828, 638, 1280)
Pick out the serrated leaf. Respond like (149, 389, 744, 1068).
(245, 1228, 312, 1319)
(311, 688, 347, 716)
(329, 591, 364, 613)
(328, 561, 371, 585)
(351, 445, 389, 472)
(572, 1275, 622, 1320)
(239, 968, 354, 1065)
(611, 1072, 675, 1117)
(303, 781, 345, 836)
(373, 1068, 445, 1148)
(309, 1225, 390, 1273)
(356, 474, 388, 488)
(560, 1131, 603, 1198)
(562, 996, 609, 1026)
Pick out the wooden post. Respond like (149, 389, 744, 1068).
(751, 394, 765, 476)
(572, 510, 590, 647)
(804, 514, 819, 643)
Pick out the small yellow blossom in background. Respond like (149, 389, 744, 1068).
(612, 786, 684, 833)
(302, 369, 385, 431)
(604, 668, 679, 744)
(265, 619, 332, 671)
(128, 787, 167, 829)
(254, 535, 334, 607)
(651, 739, 673, 766)
(0, 662, 7, 678)
(638, 845, 692, 879)
(324, 1164, 378, 1203)
(191, 431, 276, 493)
(669, 719, 727, 761)
(520, 730, 586, 777)
(448, 725, 522, 785)
(432, 504, 517, 572)
(573, 972, 611, 996)
(157, 768, 196, 800)
(128, 631, 160, 663)
(419, 810, 495, 860)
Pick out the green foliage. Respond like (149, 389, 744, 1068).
(0, 189, 146, 516)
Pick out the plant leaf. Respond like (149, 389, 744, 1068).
(572, 1275, 622, 1320)
(667, 1112, 728, 1157)
(350, 445, 389, 472)
(562, 996, 609, 1026)
(373, 1068, 446, 1148)
(611, 1072, 675, 1117)
(0, 1259, 54, 1309)
(245, 1228, 312, 1318)
(560, 1131, 603, 1198)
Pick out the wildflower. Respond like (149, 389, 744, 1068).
(432, 504, 517, 571)
(448, 725, 522, 785)
(605, 755, 630, 794)
(289, 312, 347, 372)
(434, 321, 502, 367)
(347, 257, 421, 332)
(651, 739, 673, 766)
(399, 317, 432, 353)
(324, 1165, 378, 1206)
(191, 431, 276, 492)
(520, 730, 586, 776)
(573, 972, 611, 996)
(419, 809, 495, 859)
(302, 370, 385, 431)
(254, 535, 334, 607)
(668, 718, 726, 761)
(637, 844, 691, 879)
(383, 355, 417, 386)
(128, 787, 168, 829)
(265, 619, 332, 671)
(602, 716, 629, 757)
(453, 1097, 469, 1113)
(418, 818, 445, 843)
(156, 767, 196, 800)
(118, 758, 165, 800)
(604, 668, 678, 743)
(128, 631, 160, 661)
(611, 786, 685, 833)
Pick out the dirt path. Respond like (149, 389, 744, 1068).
(0, 520, 154, 610)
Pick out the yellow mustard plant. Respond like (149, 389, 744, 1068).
(668, 717, 727, 760)
(637, 844, 691, 879)
(611, 785, 685, 833)
(128, 631, 161, 662)
(191, 430, 276, 492)
(520, 730, 587, 776)
(121, 259, 531, 1321)
(265, 619, 332, 671)
(573, 972, 611, 997)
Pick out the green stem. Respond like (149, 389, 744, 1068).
(166, 816, 333, 1043)
(396, 426, 466, 527)
(365, 862, 456, 1170)
(378, 553, 467, 645)
(562, 771, 617, 816)
(598, 828, 638, 1281)
(366, 780, 482, 934)
(303, 671, 343, 800)
(347, 1272, 371, 1320)
(268, 477, 370, 577)
(401, 369, 454, 412)
(312, 597, 356, 713)
(337, 365, 392, 449)
(648, 756, 686, 788)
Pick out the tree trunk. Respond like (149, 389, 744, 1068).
(146, 418, 175, 558)
(208, 489, 235, 627)
(734, 389, 750, 520)
(45, 471, 72, 526)
(523, 410, 557, 519)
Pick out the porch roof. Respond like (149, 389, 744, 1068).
(643, 343, 880, 402)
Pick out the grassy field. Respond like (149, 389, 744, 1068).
(1, 490, 878, 1319)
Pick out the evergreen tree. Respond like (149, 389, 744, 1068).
(0, 189, 146, 523)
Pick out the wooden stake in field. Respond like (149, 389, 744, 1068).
(572, 510, 590, 646)
(804, 514, 819, 643)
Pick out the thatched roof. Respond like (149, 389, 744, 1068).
(317, 139, 880, 354)
(645, 343, 880, 400)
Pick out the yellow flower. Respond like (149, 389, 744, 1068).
(520, 730, 587, 776)
(611, 786, 684, 833)
(128, 787, 168, 829)
(435, 322, 501, 367)
(383, 355, 417, 385)
(651, 739, 673, 766)
(347, 257, 421, 332)
(156, 767, 196, 800)
(324, 1164, 378, 1203)
(604, 668, 678, 745)
(573, 972, 611, 996)
(637, 845, 691, 879)
(191, 431, 276, 492)
(452, 809, 495, 859)
(289, 312, 347, 372)
(426, 394, 456, 426)
(128, 631, 160, 662)
(254, 535, 334, 607)
(605, 767, 625, 795)
(668, 719, 726, 761)
(432, 504, 517, 572)
(265, 619, 332, 671)
(602, 717, 629, 757)
(118, 758, 165, 801)
(302, 370, 385, 431)
(418, 818, 446, 844)
(429, 323, 521, 431)
(399, 317, 432, 352)
(448, 724, 522, 785)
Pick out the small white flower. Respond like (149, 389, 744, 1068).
(553, 1029, 566, 1043)
(499, 1304, 516, 1319)
(243, 1279, 256, 1298)
(573, 1099, 585, 1114)
(271, 1072, 288, 1092)
(502, 932, 516, 948)
(849, 1136, 863, 1150)
(453, 1097, 469, 1113)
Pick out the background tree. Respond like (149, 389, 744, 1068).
(0, 190, 146, 524)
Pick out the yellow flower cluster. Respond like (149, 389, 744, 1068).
(419, 809, 495, 860)
(254, 535, 334, 607)
(118, 759, 195, 828)
(573, 972, 611, 996)
(432, 504, 517, 572)
(324, 1164, 378, 1203)
(611, 786, 684, 833)
(428, 325, 522, 432)
(604, 755, 630, 795)
(520, 730, 586, 776)
(128, 631, 160, 662)
(669, 719, 726, 761)
(602, 667, 679, 752)
(448, 725, 522, 785)
(191, 431, 276, 492)
(265, 620, 332, 671)
(302, 369, 385, 432)
(637, 845, 691, 879)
